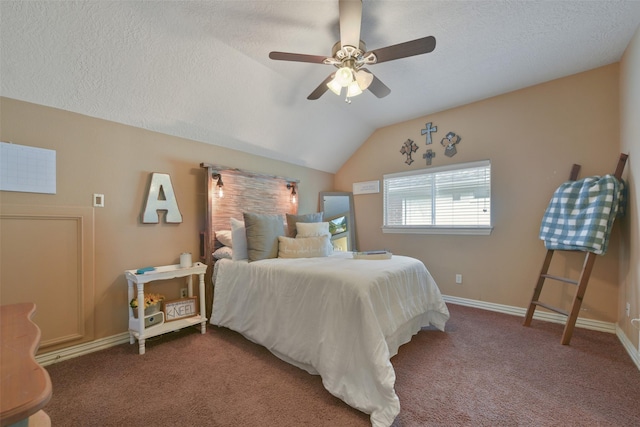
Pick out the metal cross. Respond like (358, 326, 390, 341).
(400, 139, 419, 165)
(441, 131, 461, 157)
(423, 149, 436, 165)
(421, 122, 437, 145)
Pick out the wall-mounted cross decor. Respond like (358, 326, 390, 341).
(441, 131, 462, 157)
(423, 149, 436, 165)
(400, 139, 419, 165)
(421, 122, 437, 145)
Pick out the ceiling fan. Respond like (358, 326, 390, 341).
(268, 0, 436, 102)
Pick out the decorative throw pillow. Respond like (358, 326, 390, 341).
(215, 229, 233, 247)
(230, 218, 248, 261)
(243, 212, 286, 262)
(296, 221, 330, 238)
(277, 235, 332, 258)
(213, 246, 233, 260)
(286, 212, 323, 237)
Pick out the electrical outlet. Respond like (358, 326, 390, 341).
(180, 288, 188, 298)
(626, 302, 631, 317)
(455, 274, 462, 284)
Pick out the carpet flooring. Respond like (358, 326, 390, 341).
(43, 304, 640, 426)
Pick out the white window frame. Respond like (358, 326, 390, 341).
(382, 160, 493, 235)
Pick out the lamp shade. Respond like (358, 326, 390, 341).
(327, 77, 342, 95)
(347, 81, 362, 97)
(334, 66, 354, 87)
(355, 69, 373, 90)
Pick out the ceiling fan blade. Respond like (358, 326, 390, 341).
(269, 51, 327, 64)
(307, 74, 335, 100)
(369, 36, 436, 64)
(339, 0, 362, 49)
(361, 69, 391, 98)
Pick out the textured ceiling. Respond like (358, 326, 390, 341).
(2, 1, 639, 173)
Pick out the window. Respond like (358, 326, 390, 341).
(383, 160, 492, 235)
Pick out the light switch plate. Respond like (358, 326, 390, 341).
(93, 193, 104, 207)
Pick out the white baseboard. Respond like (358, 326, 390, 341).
(36, 298, 640, 372)
(443, 295, 640, 370)
(36, 332, 131, 366)
(616, 325, 640, 370)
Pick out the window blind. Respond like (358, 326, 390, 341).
(383, 160, 491, 234)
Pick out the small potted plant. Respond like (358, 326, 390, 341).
(130, 293, 165, 318)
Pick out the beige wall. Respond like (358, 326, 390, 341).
(620, 24, 640, 351)
(1, 56, 636, 353)
(0, 98, 333, 349)
(336, 64, 623, 326)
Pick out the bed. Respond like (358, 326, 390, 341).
(200, 164, 449, 427)
(211, 252, 449, 426)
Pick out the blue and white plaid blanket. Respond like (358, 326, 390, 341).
(539, 174, 625, 255)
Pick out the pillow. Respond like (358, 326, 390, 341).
(278, 235, 332, 258)
(230, 218, 248, 261)
(243, 212, 286, 262)
(296, 221, 330, 238)
(215, 229, 233, 247)
(286, 212, 323, 237)
(213, 246, 233, 260)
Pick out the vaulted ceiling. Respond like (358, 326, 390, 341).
(2, 1, 639, 173)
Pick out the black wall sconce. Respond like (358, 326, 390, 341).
(287, 182, 297, 204)
(213, 173, 224, 198)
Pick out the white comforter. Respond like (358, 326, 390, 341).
(211, 252, 449, 427)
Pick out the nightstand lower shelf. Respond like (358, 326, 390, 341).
(129, 315, 206, 351)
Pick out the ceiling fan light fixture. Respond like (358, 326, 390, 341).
(347, 81, 362, 97)
(355, 69, 373, 90)
(334, 66, 354, 87)
(327, 78, 343, 95)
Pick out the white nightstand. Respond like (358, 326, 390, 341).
(124, 262, 208, 354)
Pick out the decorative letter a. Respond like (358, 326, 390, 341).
(142, 173, 183, 223)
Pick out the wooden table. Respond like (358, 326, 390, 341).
(0, 303, 52, 427)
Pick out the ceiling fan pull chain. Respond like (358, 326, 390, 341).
(345, 95, 352, 104)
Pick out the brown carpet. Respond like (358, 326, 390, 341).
(43, 304, 640, 426)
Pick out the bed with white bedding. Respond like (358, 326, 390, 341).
(211, 251, 450, 427)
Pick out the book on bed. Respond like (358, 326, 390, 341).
(353, 250, 392, 260)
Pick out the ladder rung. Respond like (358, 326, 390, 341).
(532, 301, 569, 317)
(541, 274, 578, 285)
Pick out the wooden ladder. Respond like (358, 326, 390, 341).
(523, 153, 628, 345)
